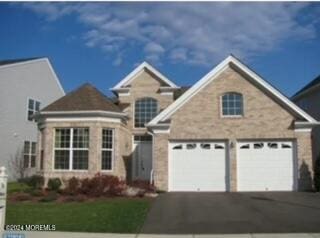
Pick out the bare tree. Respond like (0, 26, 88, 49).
(8, 149, 26, 180)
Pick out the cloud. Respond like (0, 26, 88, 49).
(21, 2, 318, 66)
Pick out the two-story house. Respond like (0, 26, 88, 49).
(0, 58, 65, 179)
(292, 75, 320, 161)
(36, 55, 318, 192)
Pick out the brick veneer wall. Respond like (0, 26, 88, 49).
(153, 66, 313, 191)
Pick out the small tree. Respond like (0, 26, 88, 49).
(314, 154, 320, 192)
(8, 149, 26, 180)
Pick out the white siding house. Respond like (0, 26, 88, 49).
(0, 58, 64, 180)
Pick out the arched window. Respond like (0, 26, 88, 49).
(134, 98, 158, 128)
(221, 92, 243, 116)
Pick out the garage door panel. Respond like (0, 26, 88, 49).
(169, 142, 227, 192)
(237, 141, 295, 191)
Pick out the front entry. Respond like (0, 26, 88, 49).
(133, 135, 153, 181)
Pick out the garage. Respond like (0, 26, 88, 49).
(169, 141, 228, 192)
(237, 141, 296, 191)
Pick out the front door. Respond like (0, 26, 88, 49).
(133, 135, 153, 181)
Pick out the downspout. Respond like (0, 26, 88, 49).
(147, 130, 155, 185)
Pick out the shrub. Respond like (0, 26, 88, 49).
(79, 174, 126, 197)
(39, 191, 58, 202)
(47, 178, 62, 191)
(24, 175, 44, 189)
(63, 177, 80, 195)
(314, 155, 320, 192)
(29, 189, 44, 197)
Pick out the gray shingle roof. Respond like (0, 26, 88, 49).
(293, 75, 320, 98)
(0, 57, 41, 66)
(42, 83, 121, 112)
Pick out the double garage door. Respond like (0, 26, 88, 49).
(169, 141, 295, 192)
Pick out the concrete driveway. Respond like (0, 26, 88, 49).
(141, 192, 320, 234)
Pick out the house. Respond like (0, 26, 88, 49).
(292, 75, 320, 161)
(0, 58, 65, 180)
(36, 55, 319, 192)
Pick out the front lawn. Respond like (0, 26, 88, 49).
(6, 199, 152, 233)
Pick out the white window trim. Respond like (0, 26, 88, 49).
(133, 97, 159, 129)
(53, 128, 89, 172)
(27, 97, 41, 122)
(101, 128, 114, 172)
(220, 93, 244, 118)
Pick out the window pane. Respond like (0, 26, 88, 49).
(24, 155, 29, 168)
(24, 141, 30, 154)
(28, 110, 34, 121)
(73, 150, 88, 170)
(73, 128, 89, 148)
(102, 150, 112, 170)
(28, 99, 34, 110)
(31, 142, 36, 154)
(135, 98, 158, 128)
(55, 129, 70, 148)
(54, 150, 70, 169)
(102, 129, 113, 149)
(31, 155, 36, 168)
(35, 101, 40, 111)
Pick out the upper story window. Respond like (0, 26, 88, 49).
(134, 97, 158, 128)
(221, 92, 243, 117)
(27, 98, 41, 121)
(54, 128, 89, 171)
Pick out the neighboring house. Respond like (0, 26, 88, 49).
(0, 58, 65, 180)
(36, 55, 318, 192)
(292, 75, 320, 161)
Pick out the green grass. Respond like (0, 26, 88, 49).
(6, 199, 151, 233)
(7, 182, 31, 194)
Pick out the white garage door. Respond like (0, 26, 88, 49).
(237, 141, 296, 191)
(169, 141, 227, 192)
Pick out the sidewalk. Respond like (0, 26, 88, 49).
(2, 232, 320, 238)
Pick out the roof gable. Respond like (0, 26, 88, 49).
(42, 83, 121, 112)
(148, 55, 316, 126)
(111, 61, 179, 90)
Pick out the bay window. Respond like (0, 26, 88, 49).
(54, 128, 89, 170)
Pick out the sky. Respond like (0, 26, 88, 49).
(0, 2, 320, 97)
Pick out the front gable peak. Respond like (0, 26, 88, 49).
(111, 62, 179, 92)
(148, 55, 317, 127)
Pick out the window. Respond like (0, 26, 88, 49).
(240, 144, 250, 149)
(267, 143, 278, 149)
(23, 141, 36, 168)
(173, 144, 183, 150)
(254, 143, 264, 149)
(281, 143, 292, 149)
(201, 143, 211, 149)
(134, 98, 158, 127)
(186, 144, 196, 149)
(27, 99, 40, 121)
(222, 92, 243, 116)
(214, 144, 224, 149)
(54, 128, 89, 170)
(102, 129, 114, 171)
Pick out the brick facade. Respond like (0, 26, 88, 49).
(153, 66, 314, 191)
